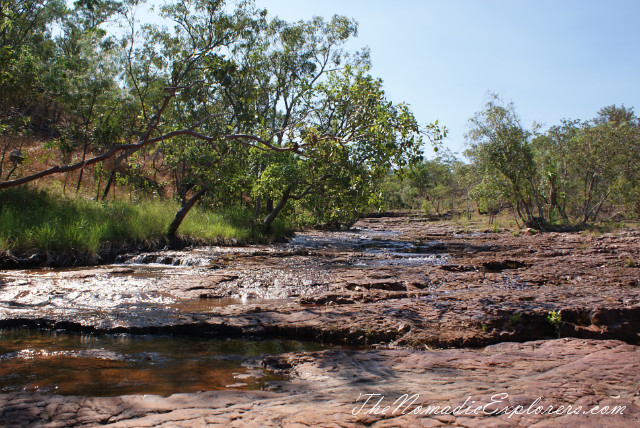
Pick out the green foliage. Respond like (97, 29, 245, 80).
(509, 312, 522, 325)
(376, 153, 459, 213)
(0, 187, 251, 254)
(465, 94, 544, 227)
(546, 310, 562, 337)
(2, 0, 638, 242)
(461, 97, 639, 227)
(369, 99, 639, 227)
(469, 175, 506, 216)
(421, 200, 432, 215)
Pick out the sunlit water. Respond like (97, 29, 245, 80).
(0, 227, 445, 396)
(0, 329, 332, 396)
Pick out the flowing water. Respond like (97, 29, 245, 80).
(0, 226, 447, 396)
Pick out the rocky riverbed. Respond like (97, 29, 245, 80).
(1, 215, 639, 426)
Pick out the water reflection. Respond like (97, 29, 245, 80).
(0, 329, 330, 396)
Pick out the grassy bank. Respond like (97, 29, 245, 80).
(0, 187, 260, 256)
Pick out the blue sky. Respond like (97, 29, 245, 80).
(253, 0, 640, 157)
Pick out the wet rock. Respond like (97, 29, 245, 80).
(298, 294, 356, 305)
(482, 259, 530, 272)
(440, 264, 477, 272)
(1, 339, 638, 427)
(345, 278, 407, 291)
(1, 215, 640, 349)
(110, 268, 134, 274)
(262, 355, 293, 371)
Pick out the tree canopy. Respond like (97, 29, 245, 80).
(2, 1, 637, 235)
(0, 0, 444, 235)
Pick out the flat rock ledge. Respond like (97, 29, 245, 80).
(2, 338, 639, 427)
(3, 216, 640, 349)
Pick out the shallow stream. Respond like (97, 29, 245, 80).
(0, 226, 445, 396)
(0, 329, 331, 396)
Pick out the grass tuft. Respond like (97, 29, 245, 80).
(0, 187, 255, 255)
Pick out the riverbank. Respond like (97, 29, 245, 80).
(1, 215, 639, 347)
(0, 187, 289, 269)
(1, 214, 639, 426)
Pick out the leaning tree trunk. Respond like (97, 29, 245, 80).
(263, 186, 292, 230)
(76, 139, 89, 193)
(262, 181, 319, 230)
(167, 188, 208, 238)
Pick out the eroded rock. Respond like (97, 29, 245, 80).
(1, 339, 638, 427)
(1, 216, 640, 348)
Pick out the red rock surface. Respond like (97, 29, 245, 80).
(1, 216, 639, 347)
(1, 215, 639, 426)
(1, 339, 638, 427)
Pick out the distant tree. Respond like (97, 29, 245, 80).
(531, 119, 581, 221)
(465, 94, 545, 227)
(567, 105, 639, 223)
(464, 101, 640, 226)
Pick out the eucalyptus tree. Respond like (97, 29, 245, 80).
(531, 119, 582, 221)
(0, 0, 64, 126)
(153, 8, 441, 232)
(465, 94, 545, 227)
(566, 106, 639, 223)
(231, 14, 366, 225)
(0, 0, 444, 237)
(105, 2, 368, 235)
(254, 64, 441, 228)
